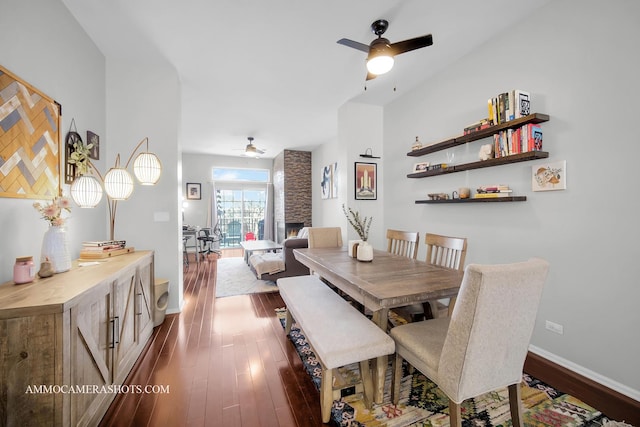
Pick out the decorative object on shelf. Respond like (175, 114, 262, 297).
(479, 143, 494, 160)
(41, 225, 71, 273)
(321, 162, 337, 199)
(428, 193, 449, 200)
(186, 182, 201, 200)
(342, 203, 373, 262)
(458, 187, 471, 199)
(0, 65, 61, 199)
(34, 196, 72, 273)
(359, 148, 380, 159)
(37, 258, 54, 278)
(532, 160, 566, 191)
(413, 162, 430, 172)
(87, 131, 100, 160)
(13, 256, 35, 284)
(354, 162, 377, 200)
(411, 136, 423, 151)
(68, 137, 162, 240)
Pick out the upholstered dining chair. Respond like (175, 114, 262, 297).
(390, 258, 550, 427)
(386, 229, 419, 259)
(424, 233, 467, 318)
(307, 227, 343, 248)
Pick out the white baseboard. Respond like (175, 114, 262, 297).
(529, 345, 640, 402)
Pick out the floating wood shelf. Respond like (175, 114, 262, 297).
(416, 196, 527, 204)
(407, 151, 549, 178)
(407, 113, 550, 157)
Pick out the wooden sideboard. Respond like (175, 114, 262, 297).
(0, 251, 154, 426)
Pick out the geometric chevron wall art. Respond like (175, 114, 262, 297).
(0, 65, 61, 199)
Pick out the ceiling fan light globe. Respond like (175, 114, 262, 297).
(367, 55, 394, 75)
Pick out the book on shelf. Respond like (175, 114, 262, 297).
(488, 90, 531, 125)
(476, 185, 511, 194)
(473, 192, 513, 198)
(82, 240, 126, 247)
(514, 90, 531, 118)
(81, 240, 126, 252)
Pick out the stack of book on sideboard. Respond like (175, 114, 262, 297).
(474, 185, 513, 199)
(79, 240, 133, 259)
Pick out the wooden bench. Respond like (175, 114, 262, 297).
(277, 275, 395, 423)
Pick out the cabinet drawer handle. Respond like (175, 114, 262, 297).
(136, 292, 142, 316)
(110, 318, 115, 349)
(114, 316, 120, 345)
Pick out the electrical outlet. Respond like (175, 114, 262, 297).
(341, 386, 356, 397)
(545, 320, 564, 335)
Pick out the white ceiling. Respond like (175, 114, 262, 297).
(61, 0, 551, 159)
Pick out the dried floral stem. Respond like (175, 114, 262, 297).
(342, 204, 372, 241)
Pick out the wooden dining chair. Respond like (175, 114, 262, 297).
(308, 227, 343, 248)
(386, 229, 419, 259)
(386, 229, 423, 322)
(391, 258, 550, 427)
(424, 233, 467, 318)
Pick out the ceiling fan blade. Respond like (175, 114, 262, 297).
(366, 71, 377, 81)
(337, 38, 370, 53)
(389, 34, 433, 56)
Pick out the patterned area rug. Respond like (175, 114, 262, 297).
(276, 308, 615, 427)
(215, 257, 277, 298)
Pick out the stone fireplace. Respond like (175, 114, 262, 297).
(273, 150, 312, 243)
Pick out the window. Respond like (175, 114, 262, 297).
(213, 167, 269, 247)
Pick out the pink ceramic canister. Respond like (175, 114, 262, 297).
(13, 256, 36, 284)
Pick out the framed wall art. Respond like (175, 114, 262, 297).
(320, 162, 338, 199)
(186, 182, 201, 200)
(354, 162, 376, 200)
(0, 65, 61, 199)
(532, 160, 566, 191)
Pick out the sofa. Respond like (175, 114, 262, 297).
(249, 237, 310, 281)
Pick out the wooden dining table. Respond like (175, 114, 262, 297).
(293, 247, 464, 403)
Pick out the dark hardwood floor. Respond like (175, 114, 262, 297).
(100, 252, 325, 426)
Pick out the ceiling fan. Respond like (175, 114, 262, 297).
(337, 19, 433, 80)
(242, 137, 265, 157)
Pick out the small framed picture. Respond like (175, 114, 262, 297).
(355, 162, 377, 200)
(87, 130, 100, 160)
(413, 162, 430, 172)
(532, 160, 566, 191)
(186, 182, 201, 200)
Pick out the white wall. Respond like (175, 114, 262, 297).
(312, 102, 385, 247)
(0, 0, 106, 283)
(383, 0, 640, 398)
(181, 153, 273, 228)
(106, 59, 182, 313)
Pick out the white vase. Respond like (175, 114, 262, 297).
(356, 241, 374, 262)
(41, 225, 72, 273)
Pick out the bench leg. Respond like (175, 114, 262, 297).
(374, 354, 387, 403)
(284, 310, 294, 335)
(321, 367, 333, 423)
(359, 360, 374, 409)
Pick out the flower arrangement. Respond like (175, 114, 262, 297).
(33, 196, 72, 226)
(342, 204, 372, 241)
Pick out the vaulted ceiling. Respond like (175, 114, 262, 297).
(62, 0, 551, 158)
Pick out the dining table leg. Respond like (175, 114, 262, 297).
(370, 308, 389, 403)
